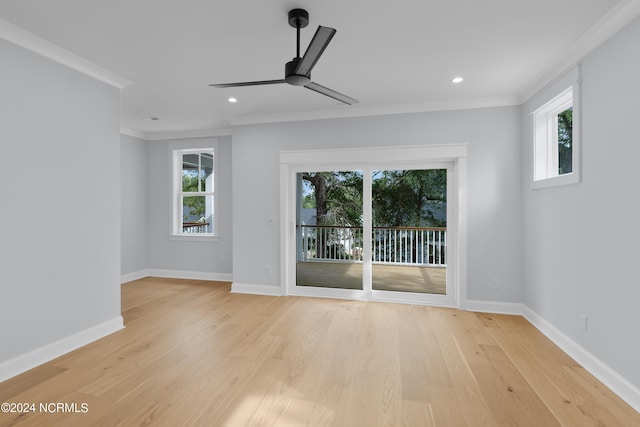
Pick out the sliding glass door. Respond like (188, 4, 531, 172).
(296, 171, 364, 290)
(281, 143, 466, 306)
(371, 169, 447, 295)
(292, 163, 452, 304)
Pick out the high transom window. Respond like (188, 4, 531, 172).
(530, 68, 581, 190)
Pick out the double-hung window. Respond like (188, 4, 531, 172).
(173, 149, 215, 236)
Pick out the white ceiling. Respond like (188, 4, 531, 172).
(1, 0, 637, 139)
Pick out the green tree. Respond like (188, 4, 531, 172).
(302, 194, 316, 208)
(558, 107, 573, 175)
(182, 172, 206, 220)
(372, 169, 446, 227)
(302, 169, 446, 228)
(302, 172, 363, 227)
(302, 171, 363, 258)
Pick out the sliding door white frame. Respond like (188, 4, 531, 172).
(279, 144, 468, 308)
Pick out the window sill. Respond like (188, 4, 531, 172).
(169, 234, 220, 242)
(532, 172, 580, 190)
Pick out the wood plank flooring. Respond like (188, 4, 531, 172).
(1, 277, 638, 426)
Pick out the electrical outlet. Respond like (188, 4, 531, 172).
(265, 265, 272, 276)
(491, 278, 500, 289)
(580, 314, 588, 331)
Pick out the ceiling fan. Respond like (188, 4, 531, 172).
(210, 8, 358, 105)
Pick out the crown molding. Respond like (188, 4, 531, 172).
(120, 127, 233, 142)
(518, 0, 640, 103)
(0, 18, 132, 89)
(120, 127, 148, 140)
(143, 127, 233, 141)
(120, 96, 519, 140)
(228, 96, 520, 127)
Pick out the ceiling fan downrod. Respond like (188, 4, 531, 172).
(296, 18, 301, 58)
(286, 9, 311, 86)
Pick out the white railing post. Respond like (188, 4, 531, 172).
(298, 225, 446, 266)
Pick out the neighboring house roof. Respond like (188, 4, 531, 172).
(300, 208, 317, 226)
(425, 201, 447, 225)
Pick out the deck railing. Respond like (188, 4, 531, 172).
(183, 222, 210, 233)
(299, 225, 446, 266)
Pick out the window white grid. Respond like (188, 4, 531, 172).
(173, 148, 215, 236)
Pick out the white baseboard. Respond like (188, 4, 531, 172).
(0, 316, 124, 383)
(149, 269, 233, 282)
(121, 269, 150, 284)
(522, 306, 640, 413)
(122, 269, 233, 283)
(231, 282, 283, 296)
(465, 299, 525, 315)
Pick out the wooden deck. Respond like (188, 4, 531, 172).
(296, 261, 446, 294)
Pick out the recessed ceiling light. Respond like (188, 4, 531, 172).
(228, 97, 237, 103)
(452, 77, 464, 84)
(136, 112, 159, 121)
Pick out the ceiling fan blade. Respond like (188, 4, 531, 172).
(209, 79, 286, 88)
(305, 82, 359, 105)
(295, 26, 336, 76)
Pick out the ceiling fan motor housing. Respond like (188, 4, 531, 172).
(285, 58, 310, 86)
(288, 9, 309, 28)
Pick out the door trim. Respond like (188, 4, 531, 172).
(279, 144, 468, 308)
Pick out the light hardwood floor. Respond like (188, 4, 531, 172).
(1, 277, 638, 426)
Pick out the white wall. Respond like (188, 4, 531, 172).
(146, 136, 233, 278)
(121, 134, 148, 277)
(523, 16, 640, 390)
(0, 39, 122, 369)
(232, 107, 523, 302)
